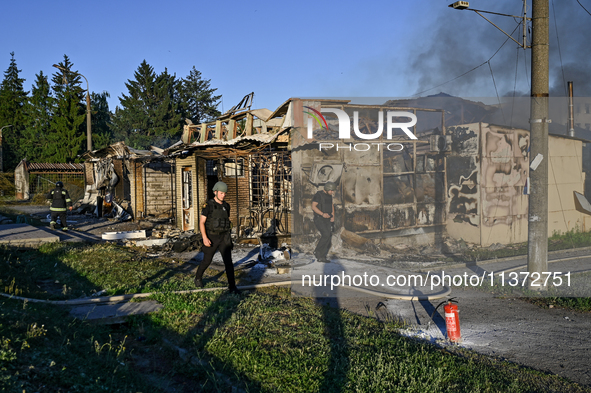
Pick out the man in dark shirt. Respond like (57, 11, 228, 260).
(194, 181, 240, 294)
(46, 181, 73, 231)
(311, 181, 336, 262)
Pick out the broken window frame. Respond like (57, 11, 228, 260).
(382, 140, 446, 229)
(246, 151, 292, 235)
(223, 158, 245, 177)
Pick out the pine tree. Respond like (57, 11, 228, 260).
(112, 60, 157, 149)
(180, 66, 221, 124)
(47, 55, 86, 162)
(152, 68, 182, 146)
(91, 91, 113, 150)
(0, 52, 28, 170)
(21, 71, 54, 162)
(112, 60, 184, 149)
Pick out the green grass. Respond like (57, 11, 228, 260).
(527, 296, 591, 312)
(442, 227, 591, 264)
(0, 296, 153, 392)
(0, 243, 203, 299)
(1, 243, 591, 392)
(438, 228, 591, 313)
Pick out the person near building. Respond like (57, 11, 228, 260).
(47, 181, 73, 231)
(312, 181, 336, 262)
(194, 181, 240, 294)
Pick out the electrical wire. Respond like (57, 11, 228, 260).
(412, 61, 490, 98)
(548, 149, 575, 249)
(413, 23, 521, 98)
(510, 47, 520, 127)
(552, 0, 567, 96)
(487, 61, 506, 125)
(576, 0, 591, 17)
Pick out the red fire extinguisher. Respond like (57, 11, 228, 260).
(444, 299, 461, 342)
(432, 298, 461, 342)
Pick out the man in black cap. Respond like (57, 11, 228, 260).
(194, 181, 240, 294)
(47, 181, 73, 231)
(312, 181, 336, 262)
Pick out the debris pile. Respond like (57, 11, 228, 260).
(108, 225, 203, 254)
(259, 243, 291, 262)
(0, 215, 13, 225)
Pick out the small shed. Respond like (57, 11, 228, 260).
(14, 159, 85, 200)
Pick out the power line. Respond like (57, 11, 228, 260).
(552, 0, 567, 95)
(510, 47, 520, 127)
(488, 61, 506, 124)
(413, 23, 521, 97)
(576, 0, 591, 16)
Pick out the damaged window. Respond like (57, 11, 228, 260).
(384, 174, 414, 205)
(425, 155, 444, 172)
(382, 144, 446, 229)
(250, 153, 292, 209)
(247, 152, 292, 234)
(416, 155, 425, 173)
(416, 173, 445, 203)
(182, 167, 192, 210)
(223, 158, 244, 177)
(383, 148, 413, 173)
(206, 160, 218, 176)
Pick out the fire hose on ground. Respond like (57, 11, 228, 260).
(0, 280, 452, 305)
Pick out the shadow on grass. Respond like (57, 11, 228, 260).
(147, 245, 352, 391)
(308, 261, 351, 393)
(317, 300, 350, 392)
(0, 243, 100, 299)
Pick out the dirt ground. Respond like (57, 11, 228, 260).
(388, 287, 591, 386)
(4, 203, 591, 387)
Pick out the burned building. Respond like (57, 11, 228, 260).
(446, 122, 590, 246)
(167, 97, 292, 239)
(290, 99, 448, 250)
(82, 142, 169, 220)
(289, 97, 591, 251)
(81, 95, 591, 251)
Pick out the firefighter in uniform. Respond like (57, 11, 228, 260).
(312, 181, 336, 262)
(194, 181, 240, 294)
(47, 181, 73, 231)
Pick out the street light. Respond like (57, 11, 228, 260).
(52, 64, 92, 152)
(0, 124, 13, 172)
(448, 1, 530, 49)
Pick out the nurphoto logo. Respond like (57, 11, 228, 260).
(304, 106, 418, 151)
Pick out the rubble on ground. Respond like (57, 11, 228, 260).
(0, 215, 13, 225)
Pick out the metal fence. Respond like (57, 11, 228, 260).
(29, 173, 85, 201)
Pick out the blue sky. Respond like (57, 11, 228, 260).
(2, 1, 589, 113)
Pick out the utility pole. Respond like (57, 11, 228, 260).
(449, 0, 549, 287)
(527, 0, 549, 289)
